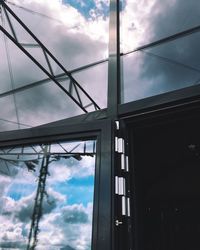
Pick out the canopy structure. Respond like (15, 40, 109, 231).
(0, 0, 200, 250)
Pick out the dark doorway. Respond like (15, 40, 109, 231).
(129, 111, 200, 250)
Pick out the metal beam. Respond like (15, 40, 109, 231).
(123, 24, 200, 55)
(107, 0, 120, 118)
(0, 1, 101, 112)
(0, 58, 108, 99)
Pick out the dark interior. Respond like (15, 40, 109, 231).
(131, 112, 200, 250)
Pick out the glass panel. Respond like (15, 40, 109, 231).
(0, 96, 22, 132)
(7, 1, 109, 69)
(0, 0, 109, 130)
(121, 1, 200, 104)
(0, 139, 96, 249)
(121, 0, 200, 52)
(73, 62, 108, 109)
(15, 81, 83, 128)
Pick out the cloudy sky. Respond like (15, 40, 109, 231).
(0, 0, 109, 131)
(0, 0, 200, 249)
(0, 140, 95, 249)
(121, 0, 200, 103)
(0, 0, 199, 131)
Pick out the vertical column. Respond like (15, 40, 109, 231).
(107, 1, 123, 249)
(107, 0, 121, 117)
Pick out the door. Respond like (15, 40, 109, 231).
(127, 108, 200, 250)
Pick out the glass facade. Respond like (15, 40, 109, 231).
(1, 1, 200, 250)
(121, 0, 200, 103)
(0, 0, 109, 131)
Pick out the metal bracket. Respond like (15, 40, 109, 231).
(115, 137, 125, 153)
(122, 196, 131, 216)
(115, 176, 126, 195)
(115, 220, 123, 226)
(115, 120, 120, 130)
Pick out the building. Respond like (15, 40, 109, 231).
(0, 0, 200, 249)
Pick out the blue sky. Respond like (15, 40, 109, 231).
(1, 153, 95, 248)
(6, 168, 94, 206)
(63, 0, 126, 19)
(7, 183, 36, 201)
(63, 0, 109, 18)
(6, 157, 95, 206)
(53, 175, 94, 206)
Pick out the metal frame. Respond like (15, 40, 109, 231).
(119, 84, 200, 119)
(0, 119, 113, 250)
(107, 0, 120, 117)
(0, 0, 100, 113)
(122, 95, 200, 250)
(1, 0, 200, 249)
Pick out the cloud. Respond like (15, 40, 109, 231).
(0, 241, 26, 249)
(0, 171, 93, 249)
(47, 155, 95, 183)
(0, 0, 109, 130)
(122, 0, 200, 103)
(0, 216, 26, 248)
(121, 0, 159, 52)
(0, 175, 12, 197)
(0, 143, 95, 249)
(0, 187, 67, 247)
(37, 203, 93, 250)
(61, 204, 89, 224)
(1, 187, 65, 223)
(60, 246, 76, 250)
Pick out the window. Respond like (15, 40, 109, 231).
(0, 140, 96, 250)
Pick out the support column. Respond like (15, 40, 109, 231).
(107, 0, 121, 118)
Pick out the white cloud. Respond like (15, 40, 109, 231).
(120, 0, 159, 52)
(0, 144, 95, 248)
(0, 162, 94, 248)
(37, 203, 93, 250)
(0, 217, 25, 242)
(47, 155, 95, 184)
(0, 185, 68, 247)
(121, 0, 200, 103)
(0, 175, 12, 197)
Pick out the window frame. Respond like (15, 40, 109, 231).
(0, 118, 114, 250)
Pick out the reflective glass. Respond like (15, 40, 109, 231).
(0, 140, 96, 249)
(121, 0, 200, 103)
(0, 0, 109, 130)
(14, 81, 83, 128)
(73, 62, 108, 109)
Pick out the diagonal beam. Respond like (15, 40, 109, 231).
(0, 0, 100, 112)
(123, 24, 200, 55)
(0, 25, 89, 113)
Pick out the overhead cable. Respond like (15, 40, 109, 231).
(140, 50, 200, 73)
(0, 117, 32, 127)
(0, 58, 108, 98)
(1, 10, 21, 129)
(123, 24, 200, 55)
(7, 0, 79, 29)
(7, 1, 63, 24)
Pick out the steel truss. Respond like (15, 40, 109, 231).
(0, 0, 100, 113)
(27, 145, 50, 250)
(1, 0, 200, 250)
